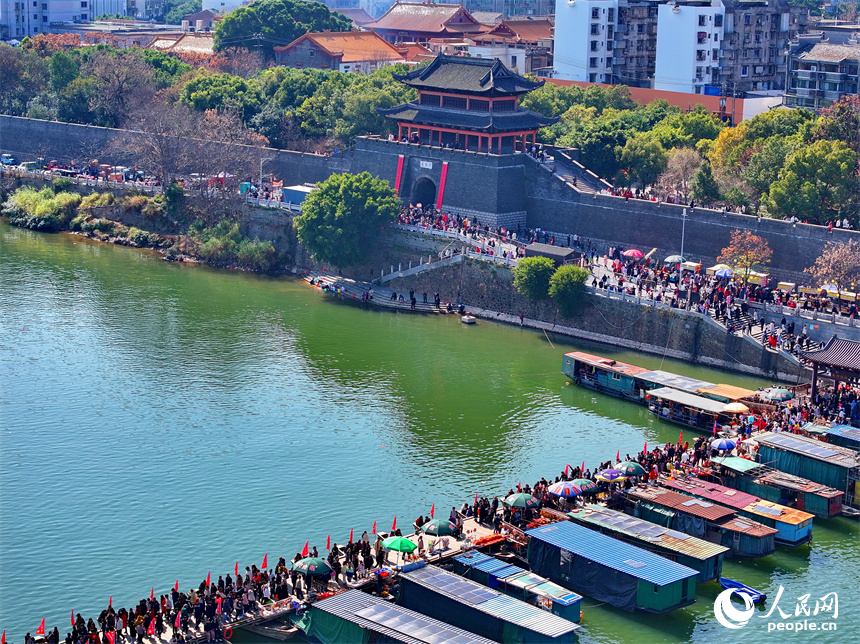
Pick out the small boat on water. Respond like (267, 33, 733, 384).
(719, 577, 767, 603)
(461, 315, 476, 324)
(241, 619, 300, 640)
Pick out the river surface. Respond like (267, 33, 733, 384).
(1, 221, 857, 643)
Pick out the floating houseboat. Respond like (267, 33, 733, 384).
(398, 564, 580, 643)
(803, 423, 860, 452)
(659, 476, 814, 546)
(452, 551, 583, 623)
(754, 432, 860, 509)
(567, 504, 727, 583)
(624, 486, 778, 557)
(525, 521, 698, 614)
(646, 387, 731, 432)
(301, 588, 497, 644)
(708, 456, 843, 519)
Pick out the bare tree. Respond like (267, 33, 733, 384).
(657, 147, 703, 203)
(805, 239, 860, 296)
(83, 51, 155, 128)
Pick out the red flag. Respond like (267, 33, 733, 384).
(262, 553, 268, 569)
(37, 619, 45, 635)
(475, 491, 478, 504)
(235, 562, 238, 577)
(372, 521, 377, 534)
(713, 420, 718, 436)
(206, 571, 211, 586)
(109, 596, 112, 608)
(430, 504, 435, 519)
(326, 535, 331, 550)
(174, 580, 179, 592)
(72, 610, 75, 627)
(174, 612, 181, 629)
(564, 464, 570, 476)
(147, 619, 155, 636)
(150, 587, 154, 601)
(616, 450, 620, 462)
(2, 630, 5, 644)
(644, 442, 647, 453)
(105, 632, 115, 644)
(301, 541, 309, 557)
(392, 515, 397, 532)
(349, 528, 354, 543)
(678, 431, 683, 445)
(581, 461, 585, 473)
(215, 597, 222, 615)
(517, 480, 521, 491)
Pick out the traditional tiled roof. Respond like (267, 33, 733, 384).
(334, 7, 374, 27)
(366, 2, 484, 35)
(478, 18, 554, 44)
(148, 33, 214, 54)
(800, 335, 860, 371)
(274, 31, 405, 64)
(379, 102, 556, 132)
(392, 54, 544, 95)
(396, 42, 436, 62)
(798, 43, 860, 63)
(470, 11, 504, 25)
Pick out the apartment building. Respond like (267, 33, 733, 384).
(553, 0, 806, 93)
(785, 35, 860, 108)
(1, 0, 88, 39)
(554, 0, 618, 82)
(461, 0, 554, 16)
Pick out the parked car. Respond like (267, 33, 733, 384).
(1, 154, 18, 165)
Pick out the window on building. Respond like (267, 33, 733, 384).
(590, 40, 599, 51)
(442, 96, 467, 109)
(744, 15, 750, 24)
(591, 7, 599, 19)
(589, 73, 597, 82)
(493, 100, 515, 111)
(511, 55, 517, 67)
(637, 24, 644, 33)
(33, 13, 37, 18)
(470, 99, 488, 111)
(742, 65, 749, 76)
(420, 94, 441, 106)
(698, 15, 707, 26)
(591, 23, 600, 34)
(81, 1, 87, 5)
(590, 57, 598, 68)
(42, 14, 46, 20)
(715, 14, 723, 27)
(80, 12, 86, 19)
(713, 49, 719, 59)
(41, 2, 46, 8)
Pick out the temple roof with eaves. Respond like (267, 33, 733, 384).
(392, 54, 545, 97)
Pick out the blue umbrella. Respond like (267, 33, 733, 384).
(596, 468, 628, 482)
(711, 438, 737, 450)
(547, 481, 583, 498)
(715, 267, 734, 278)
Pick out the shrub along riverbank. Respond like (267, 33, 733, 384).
(1, 183, 287, 272)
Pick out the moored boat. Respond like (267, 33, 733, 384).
(719, 577, 767, 603)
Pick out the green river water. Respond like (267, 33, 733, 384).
(1, 221, 857, 643)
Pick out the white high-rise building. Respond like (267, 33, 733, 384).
(654, 0, 724, 93)
(1, 0, 86, 39)
(553, 0, 619, 83)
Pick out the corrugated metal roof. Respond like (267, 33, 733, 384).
(563, 351, 652, 377)
(745, 499, 814, 526)
(400, 566, 580, 638)
(526, 521, 698, 586)
(756, 470, 844, 497)
(638, 370, 716, 393)
(568, 505, 728, 560)
(824, 425, 860, 447)
(714, 516, 778, 537)
(660, 476, 761, 510)
(696, 383, 756, 402)
(453, 553, 582, 605)
(312, 589, 498, 644)
(756, 432, 860, 468)
(646, 387, 728, 414)
(626, 486, 737, 521)
(712, 456, 764, 473)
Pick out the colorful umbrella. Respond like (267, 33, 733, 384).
(618, 461, 647, 477)
(664, 255, 686, 264)
(763, 388, 794, 402)
(420, 519, 457, 536)
(547, 481, 583, 498)
(292, 557, 332, 576)
(596, 468, 628, 482)
(622, 249, 645, 258)
(572, 478, 599, 492)
(382, 536, 417, 553)
(715, 267, 734, 278)
(711, 438, 737, 451)
(504, 492, 540, 509)
(724, 402, 749, 413)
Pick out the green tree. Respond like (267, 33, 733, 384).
(163, 0, 201, 25)
(294, 172, 399, 267)
(512, 256, 556, 300)
(48, 52, 79, 92)
(689, 162, 721, 205)
(179, 72, 263, 120)
(214, 0, 351, 60)
(141, 49, 192, 88)
(764, 140, 857, 222)
(549, 265, 589, 318)
(615, 134, 667, 187)
(741, 135, 803, 195)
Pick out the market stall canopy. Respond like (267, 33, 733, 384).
(763, 388, 794, 402)
(664, 255, 686, 263)
(382, 536, 418, 552)
(711, 438, 737, 451)
(293, 557, 333, 576)
(504, 492, 541, 508)
(622, 248, 644, 258)
(572, 478, 598, 492)
(596, 468, 627, 482)
(420, 518, 457, 535)
(724, 402, 750, 413)
(618, 461, 647, 477)
(547, 481, 583, 498)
